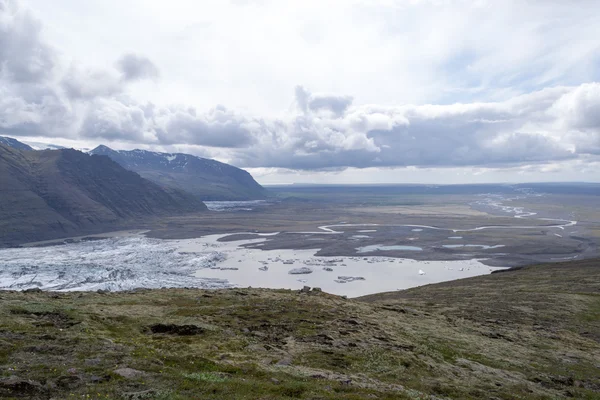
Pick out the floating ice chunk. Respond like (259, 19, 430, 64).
(418, 269, 425, 275)
(335, 276, 365, 283)
(288, 267, 313, 275)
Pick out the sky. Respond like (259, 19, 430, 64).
(1, 0, 600, 184)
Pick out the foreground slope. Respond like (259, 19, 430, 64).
(90, 145, 268, 200)
(0, 145, 206, 246)
(0, 258, 598, 399)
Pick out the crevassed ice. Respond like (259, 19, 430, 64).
(0, 237, 231, 292)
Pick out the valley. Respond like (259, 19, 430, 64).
(2, 184, 598, 296)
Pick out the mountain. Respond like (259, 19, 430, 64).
(89, 145, 268, 200)
(0, 144, 206, 246)
(22, 141, 67, 150)
(0, 136, 34, 151)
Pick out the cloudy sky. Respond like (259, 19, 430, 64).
(1, 0, 600, 184)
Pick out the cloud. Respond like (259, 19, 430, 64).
(61, 65, 122, 99)
(80, 98, 148, 142)
(295, 85, 354, 117)
(0, 0, 599, 176)
(229, 85, 596, 170)
(116, 53, 160, 81)
(157, 105, 255, 148)
(0, 0, 56, 84)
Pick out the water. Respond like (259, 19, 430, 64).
(442, 244, 505, 249)
(204, 200, 267, 211)
(357, 245, 423, 253)
(0, 233, 501, 297)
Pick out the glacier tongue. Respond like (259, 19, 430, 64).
(0, 237, 232, 292)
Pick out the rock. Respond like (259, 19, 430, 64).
(323, 267, 334, 272)
(289, 267, 313, 275)
(0, 377, 44, 395)
(270, 378, 280, 384)
(55, 375, 81, 389)
(259, 266, 268, 271)
(299, 286, 311, 293)
(312, 287, 322, 292)
(90, 375, 111, 384)
(318, 334, 335, 342)
(23, 288, 43, 293)
(148, 323, 204, 336)
(276, 358, 293, 366)
(113, 368, 147, 379)
(121, 390, 158, 400)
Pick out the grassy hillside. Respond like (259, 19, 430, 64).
(0, 259, 599, 399)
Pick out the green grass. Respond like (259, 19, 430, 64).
(1, 259, 600, 399)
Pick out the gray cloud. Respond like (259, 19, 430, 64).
(295, 85, 353, 117)
(0, 0, 56, 84)
(61, 66, 122, 99)
(158, 105, 255, 148)
(1, 0, 599, 172)
(116, 53, 160, 81)
(80, 99, 147, 142)
(229, 86, 596, 170)
(309, 94, 353, 117)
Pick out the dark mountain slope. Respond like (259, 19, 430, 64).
(0, 145, 206, 246)
(0, 136, 34, 151)
(90, 145, 268, 200)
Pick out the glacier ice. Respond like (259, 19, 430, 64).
(0, 237, 231, 292)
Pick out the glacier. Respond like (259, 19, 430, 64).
(0, 237, 231, 292)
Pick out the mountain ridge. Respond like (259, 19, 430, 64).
(0, 144, 206, 246)
(89, 145, 268, 201)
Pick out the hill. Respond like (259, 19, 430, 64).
(0, 145, 206, 246)
(90, 145, 268, 200)
(0, 136, 33, 151)
(0, 258, 598, 399)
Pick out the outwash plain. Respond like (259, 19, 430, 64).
(1, 183, 599, 399)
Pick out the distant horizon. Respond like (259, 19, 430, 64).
(263, 182, 600, 187)
(3, 135, 600, 186)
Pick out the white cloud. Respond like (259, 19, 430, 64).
(1, 0, 599, 182)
